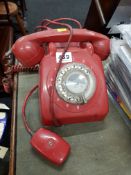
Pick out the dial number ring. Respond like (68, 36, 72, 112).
(56, 63, 96, 104)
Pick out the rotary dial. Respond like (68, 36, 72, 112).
(55, 62, 96, 104)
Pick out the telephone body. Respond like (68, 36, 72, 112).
(12, 27, 110, 165)
(12, 28, 110, 125)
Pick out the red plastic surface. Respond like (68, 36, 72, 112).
(40, 42, 109, 126)
(12, 28, 110, 165)
(30, 128, 70, 165)
(12, 28, 110, 126)
(12, 28, 110, 67)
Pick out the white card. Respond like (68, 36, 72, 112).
(56, 52, 72, 63)
(0, 123, 4, 139)
(0, 146, 8, 159)
(0, 103, 9, 110)
(0, 112, 6, 119)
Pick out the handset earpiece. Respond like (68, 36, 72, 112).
(12, 37, 45, 67)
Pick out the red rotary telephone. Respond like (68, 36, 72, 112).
(12, 18, 110, 166)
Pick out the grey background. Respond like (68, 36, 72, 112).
(26, 0, 131, 32)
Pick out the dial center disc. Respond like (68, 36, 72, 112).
(65, 71, 88, 94)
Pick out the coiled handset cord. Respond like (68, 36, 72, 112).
(22, 84, 39, 136)
(36, 17, 82, 31)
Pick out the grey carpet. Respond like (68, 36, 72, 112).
(26, 0, 91, 32)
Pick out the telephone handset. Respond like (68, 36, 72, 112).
(12, 18, 110, 165)
(12, 28, 109, 66)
